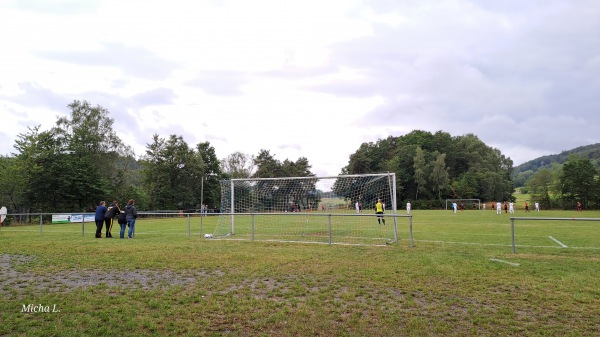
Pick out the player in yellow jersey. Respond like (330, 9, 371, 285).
(375, 199, 385, 225)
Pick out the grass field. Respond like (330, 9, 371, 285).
(1, 210, 599, 336)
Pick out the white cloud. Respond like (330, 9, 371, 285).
(0, 0, 598, 174)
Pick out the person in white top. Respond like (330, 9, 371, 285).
(496, 202, 502, 215)
(509, 202, 515, 214)
(406, 201, 411, 214)
(355, 201, 360, 213)
(452, 202, 458, 214)
(534, 202, 540, 212)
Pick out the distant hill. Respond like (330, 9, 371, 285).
(512, 143, 600, 186)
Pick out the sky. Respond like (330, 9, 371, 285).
(1, 0, 599, 177)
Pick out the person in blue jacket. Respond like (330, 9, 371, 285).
(94, 201, 107, 238)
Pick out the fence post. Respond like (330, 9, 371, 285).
(328, 214, 332, 244)
(393, 214, 398, 244)
(409, 216, 413, 248)
(82, 214, 85, 237)
(251, 214, 255, 241)
(187, 214, 191, 239)
(40, 214, 43, 236)
(511, 218, 516, 253)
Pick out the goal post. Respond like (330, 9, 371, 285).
(214, 173, 399, 245)
(445, 199, 481, 210)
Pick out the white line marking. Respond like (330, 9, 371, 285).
(548, 236, 568, 248)
(490, 258, 520, 266)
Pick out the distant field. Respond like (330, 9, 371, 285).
(1, 210, 599, 335)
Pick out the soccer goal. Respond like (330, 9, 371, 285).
(213, 173, 399, 245)
(445, 199, 481, 210)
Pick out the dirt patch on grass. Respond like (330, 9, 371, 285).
(0, 253, 223, 293)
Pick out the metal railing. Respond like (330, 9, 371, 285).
(510, 217, 600, 253)
(0, 212, 413, 247)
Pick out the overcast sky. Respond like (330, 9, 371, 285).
(1, 0, 598, 177)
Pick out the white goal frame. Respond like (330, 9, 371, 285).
(445, 199, 481, 210)
(216, 173, 398, 245)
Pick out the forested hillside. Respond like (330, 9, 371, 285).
(512, 143, 600, 187)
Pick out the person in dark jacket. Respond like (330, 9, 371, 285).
(124, 199, 138, 239)
(94, 201, 107, 238)
(104, 201, 120, 238)
(117, 209, 127, 239)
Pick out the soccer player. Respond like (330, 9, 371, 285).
(406, 201, 411, 214)
(577, 201, 582, 212)
(355, 201, 360, 213)
(452, 202, 457, 214)
(496, 202, 502, 215)
(509, 202, 515, 214)
(534, 202, 540, 212)
(375, 199, 385, 225)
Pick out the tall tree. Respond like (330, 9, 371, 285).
(221, 151, 255, 179)
(13, 126, 102, 211)
(196, 141, 222, 210)
(141, 134, 204, 210)
(53, 100, 127, 155)
(430, 152, 450, 201)
(253, 150, 282, 178)
(413, 146, 427, 200)
(51, 100, 138, 205)
(0, 155, 25, 212)
(559, 155, 598, 208)
(527, 168, 556, 209)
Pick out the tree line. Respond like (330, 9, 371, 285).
(0, 101, 315, 213)
(1, 101, 598, 213)
(340, 130, 515, 208)
(522, 155, 600, 210)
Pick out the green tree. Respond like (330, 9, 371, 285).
(53, 100, 136, 201)
(526, 168, 556, 209)
(141, 134, 205, 210)
(430, 152, 449, 201)
(559, 156, 598, 208)
(251, 150, 316, 211)
(221, 151, 255, 179)
(413, 146, 427, 200)
(13, 126, 102, 211)
(54, 100, 128, 155)
(196, 141, 222, 210)
(253, 150, 282, 178)
(343, 130, 515, 208)
(0, 155, 25, 212)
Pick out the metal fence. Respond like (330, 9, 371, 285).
(0, 212, 414, 247)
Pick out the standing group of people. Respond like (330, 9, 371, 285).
(493, 201, 536, 214)
(94, 199, 138, 239)
(355, 201, 363, 213)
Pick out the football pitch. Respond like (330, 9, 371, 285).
(1, 210, 599, 336)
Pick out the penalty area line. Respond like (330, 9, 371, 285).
(490, 258, 520, 267)
(548, 236, 568, 248)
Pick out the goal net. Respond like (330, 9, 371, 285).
(445, 199, 481, 210)
(213, 173, 399, 245)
